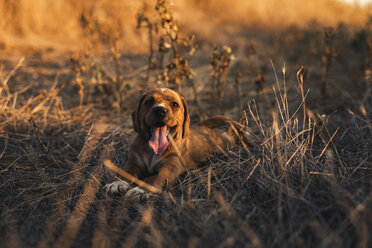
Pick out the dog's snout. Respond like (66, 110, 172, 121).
(153, 106, 167, 117)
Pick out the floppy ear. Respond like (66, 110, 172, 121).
(131, 93, 147, 133)
(181, 96, 190, 138)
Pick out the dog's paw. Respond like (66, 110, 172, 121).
(125, 186, 149, 200)
(104, 181, 130, 194)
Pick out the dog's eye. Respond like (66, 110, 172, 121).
(144, 98, 154, 106)
(171, 102, 179, 108)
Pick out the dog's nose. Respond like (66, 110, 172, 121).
(153, 106, 167, 117)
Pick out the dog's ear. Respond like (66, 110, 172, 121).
(181, 96, 190, 138)
(132, 92, 147, 133)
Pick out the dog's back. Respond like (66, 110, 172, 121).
(180, 116, 253, 169)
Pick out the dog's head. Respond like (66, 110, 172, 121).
(132, 88, 190, 155)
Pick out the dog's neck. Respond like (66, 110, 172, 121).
(148, 153, 160, 173)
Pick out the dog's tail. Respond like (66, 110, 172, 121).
(200, 115, 256, 147)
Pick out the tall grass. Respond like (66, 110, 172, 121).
(0, 52, 370, 247)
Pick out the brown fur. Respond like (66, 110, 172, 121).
(119, 88, 252, 191)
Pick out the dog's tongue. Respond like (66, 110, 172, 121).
(149, 125, 169, 155)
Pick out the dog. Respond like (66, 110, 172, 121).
(104, 88, 253, 199)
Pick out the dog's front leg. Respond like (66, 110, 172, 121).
(123, 158, 184, 200)
(145, 156, 185, 190)
(104, 156, 144, 194)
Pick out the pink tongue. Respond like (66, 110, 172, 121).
(149, 125, 169, 155)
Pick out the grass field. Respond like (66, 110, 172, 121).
(0, 0, 371, 247)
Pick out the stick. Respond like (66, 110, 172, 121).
(103, 160, 161, 194)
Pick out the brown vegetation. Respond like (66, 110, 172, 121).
(0, 0, 371, 51)
(0, 0, 371, 247)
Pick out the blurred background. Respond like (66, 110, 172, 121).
(0, 0, 371, 53)
(343, 0, 371, 5)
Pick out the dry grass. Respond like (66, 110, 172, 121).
(0, 0, 371, 52)
(0, 0, 372, 247)
(0, 54, 370, 247)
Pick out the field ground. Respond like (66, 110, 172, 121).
(0, 1, 372, 247)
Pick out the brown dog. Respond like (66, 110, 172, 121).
(104, 88, 253, 198)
